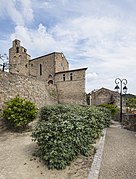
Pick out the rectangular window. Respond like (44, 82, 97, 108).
(63, 74, 65, 81)
(40, 64, 42, 75)
(16, 47, 19, 53)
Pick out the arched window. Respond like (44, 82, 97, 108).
(48, 80, 53, 85)
(40, 64, 42, 75)
(48, 74, 54, 85)
(70, 73, 73, 81)
(16, 47, 19, 53)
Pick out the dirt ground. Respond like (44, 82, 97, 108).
(0, 129, 94, 179)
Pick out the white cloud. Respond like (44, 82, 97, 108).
(0, 0, 33, 25)
(87, 72, 98, 80)
(1, 0, 136, 94)
(9, 13, 136, 94)
(20, 0, 33, 23)
(10, 24, 56, 57)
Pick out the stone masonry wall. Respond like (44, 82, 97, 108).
(122, 114, 136, 131)
(0, 70, 58, 109)
(30, 53, 55, 81)
(55, 69, 87, 104)
(54, 53, 69, 73)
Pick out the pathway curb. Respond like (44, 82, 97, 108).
(87, 128, 107, 179)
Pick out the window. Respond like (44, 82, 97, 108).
(48, 80, 53, 85)
(70, 73, 73, 81)
(16, 47, 19, 53)
(15, 40, 17, 45)
(63, 74, 65, 81)
(25, 64, 27, 68)
(48, 74, 53, 79)
(40, 64, 42, 75)
(48, 74, 53, 85)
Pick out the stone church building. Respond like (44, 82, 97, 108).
(5, 39, 87, 106)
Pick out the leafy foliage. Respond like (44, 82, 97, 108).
(125, 97, 136, 112)
(123, 93, 136, 99)
(3, 96, 37, 130)
(99, 103, 119, 116)
(32, 104, 111, 170)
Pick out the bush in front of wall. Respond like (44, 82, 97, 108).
(3, 96, 37, 131)
(99, 103, 119, 117)
(32, 104, 111, 170)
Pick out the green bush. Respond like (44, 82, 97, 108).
(32, 104, 111, 170)
(99, 103, 119, 117)
(125, 97, 136, 112)
(3, 96, 37, 130)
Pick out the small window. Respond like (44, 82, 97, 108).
(16, 47, 19, 53)
(63, 74, 65, 81)
(25, 64, 27, 68)
(48, 74, 53, 79)
(48, 74, 53, 85)
(70, 73, 73, 81)
(48, 80, 53, 85)
(31, 64, 33, 67)
(40, 64, 42, 75)
(15, 40, 18, 45)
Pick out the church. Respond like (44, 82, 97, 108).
(8, 39, 87, 105)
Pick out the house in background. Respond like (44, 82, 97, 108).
(89, 87, 120, 107)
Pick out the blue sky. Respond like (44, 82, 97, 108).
(0, 0, 136, 94)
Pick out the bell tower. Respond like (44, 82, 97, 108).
(9, 39, 31, 76)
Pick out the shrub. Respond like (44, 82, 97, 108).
(99, 103, 119, 117)
(3, 96, 37, 130)
(32, 104, 111, 169)
(125, 97, 136, 112)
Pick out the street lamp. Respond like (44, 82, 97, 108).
(114, 78, 128, 123)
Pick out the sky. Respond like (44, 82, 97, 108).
(0, 0, 136, 94)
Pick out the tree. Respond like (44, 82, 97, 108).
(0, 54, 8, 71)
(126, 97, 136, 112)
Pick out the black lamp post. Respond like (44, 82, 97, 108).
(114, 78, 128, 123)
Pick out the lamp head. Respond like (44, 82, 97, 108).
(123, 85, 127, 94)
(114, 84, 120, 92)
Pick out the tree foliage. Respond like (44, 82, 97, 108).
(126, 97, 136, 112)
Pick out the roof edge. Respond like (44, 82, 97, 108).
(55, 68, 88, 74)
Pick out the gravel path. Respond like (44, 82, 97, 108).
(0, 131, 94, 179)
(98, 123, 136, 179)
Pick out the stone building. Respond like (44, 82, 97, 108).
(5, 39, 87, 107)
(89, 87, 120, 106)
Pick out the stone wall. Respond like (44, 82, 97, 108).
(91, 88, 120, 107)
(9, 39, 31, 76)
(7, 40, 87, 106)
(30, 53, 55, 81)
(122, 114, 136, 131)
(0, 70, 58, 109)
(54, 53, 69, 73)
(55, 69, 87, 104)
